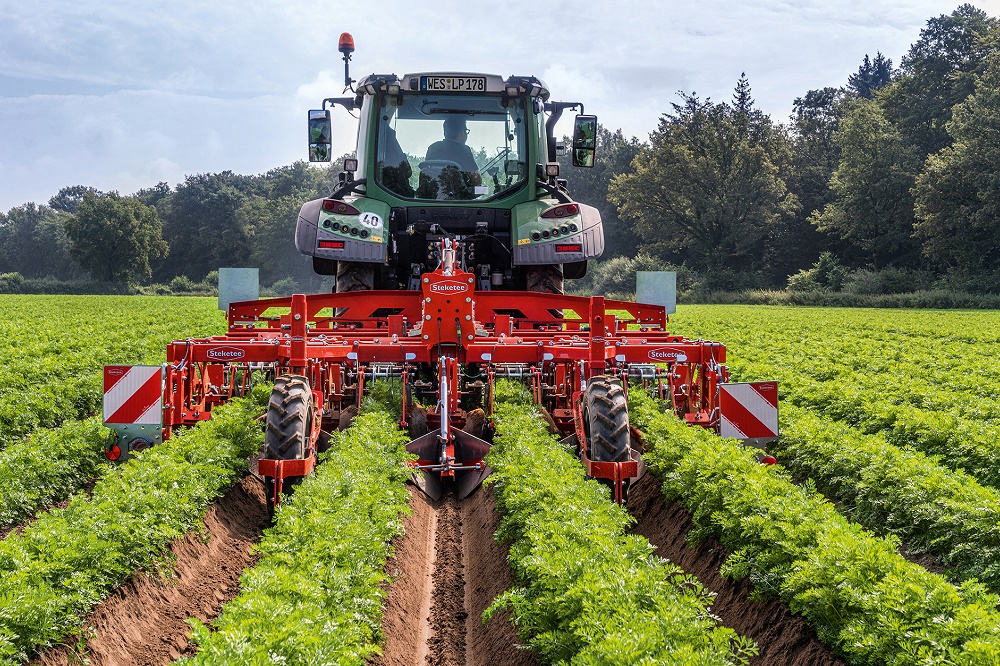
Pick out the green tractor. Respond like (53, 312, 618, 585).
(296, 33, 604, 295)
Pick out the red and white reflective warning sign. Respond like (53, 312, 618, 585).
(719, 382, 779, 442)
(103, 365, 164, 425)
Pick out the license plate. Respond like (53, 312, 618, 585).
(420, 76, 486, 92)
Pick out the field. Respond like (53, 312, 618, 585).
(2, 296, 1000, 665)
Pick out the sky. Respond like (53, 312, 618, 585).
(1, 0, 998, 212)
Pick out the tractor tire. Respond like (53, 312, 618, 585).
(262, 375, 314, 521)
(582, 377, 631, 462)
(582, 376, 632, 503)
(336, 261, 375, 292)
(526, 264, 564, 295)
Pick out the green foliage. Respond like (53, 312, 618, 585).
(886, 3, 999, 155)
(776, 404, 1000, 591)
(848, 53, 896, 99)
(629, 390, 1000, 665)
(180, 391, 411, 665)
(0, 295, 224, 448)
(608, 82, 797, 277)
(0, 273, 24, 293)
(65, 192, 168, 285)
(168, 275, 196, 293)
(0, 204, 81, 281)
(486, 381, 756, 665)
(0, 390, 267, 664)
(0, 418, 107, 530)
(786, 252, 848, 291)
(914, 52, 1000, 271)
(812, 98, 922, 268)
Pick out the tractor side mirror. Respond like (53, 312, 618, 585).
(308, 109, 332, 162)
(571, 114, 597, 168)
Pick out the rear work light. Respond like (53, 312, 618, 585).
(541, 203, 580, 219)
(318, 240, 346, 249)
(322, 199, 360, 215)
(555, 244, 583, 253)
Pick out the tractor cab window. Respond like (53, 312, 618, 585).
(376, 93, 527, 201)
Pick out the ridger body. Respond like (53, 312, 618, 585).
(102, 36, 778, 512)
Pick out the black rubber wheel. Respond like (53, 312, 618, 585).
(313, 256, 337, 276)
(582, 376, 632, 502)
(583, 377, 630, 462)
(563, 260, 587, 280)
(526, 264, 564, 295)
(262, 375, 313, 521)
(336, 261, 375, 292)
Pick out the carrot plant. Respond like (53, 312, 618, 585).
(487, 380, 756, 665)
(0, 384, 267, 665)
(0, 295, 223, 449)
(775, 404, 1000, 592)
(0, 417, 107, 530)
(179, 387, 411, 665)
(631, 389, 1000, 666)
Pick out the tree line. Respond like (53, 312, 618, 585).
(1, 4, 998, 296)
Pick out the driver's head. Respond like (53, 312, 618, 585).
(443, 117, 468, 142)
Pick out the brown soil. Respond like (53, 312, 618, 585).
(33, 474, 268, 666)
(628, 473, 846, 666)
(374, 484, 535, 666)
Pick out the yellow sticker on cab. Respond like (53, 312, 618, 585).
(518, 238, 530, 245)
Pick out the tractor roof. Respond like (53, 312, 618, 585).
(356, 73, 549, 99)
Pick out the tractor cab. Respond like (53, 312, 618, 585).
(296, 35, 603, 295)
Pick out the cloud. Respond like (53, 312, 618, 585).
(1, 0, 997, 210)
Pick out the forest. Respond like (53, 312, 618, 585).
(1, 4, 998, 301)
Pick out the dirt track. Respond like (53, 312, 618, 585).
(628, 472, 846, 666)
(33, 475, 268, 666)
(30, 468, 847, 665)
(375, 485, 535, 666)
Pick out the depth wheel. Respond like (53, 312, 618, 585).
(582, 376, 632, 502)
(262, 375, 313, 521)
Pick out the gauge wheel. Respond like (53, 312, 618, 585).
(582, 376, 632, 502)
(262, 375, 313, 521)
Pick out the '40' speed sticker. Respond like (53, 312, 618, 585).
(359, 212, 383, 229)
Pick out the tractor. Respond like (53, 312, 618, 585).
(102, 34, 778, 515)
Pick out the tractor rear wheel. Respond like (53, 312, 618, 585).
(336, 261, 375, 292)
(262, 375, 314, 521)
(526, 264, 564, 294)
(582, 376, 632, 502)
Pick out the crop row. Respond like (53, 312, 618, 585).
(487, 380, 757, 665)
(774, 404, 1000, 592)
(0, 386, 266, 665)
(630, 390, 1000, 666)
(667, 305, 1000, 490)
(177, 388, 412, 665)
(0, 295, 223, 448)
(0, 418, 107, 531)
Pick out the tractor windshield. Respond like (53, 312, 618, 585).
(375, 93, 527, 202)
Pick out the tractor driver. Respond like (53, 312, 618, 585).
(426, 117, 482, 186)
